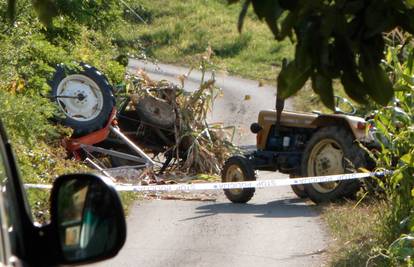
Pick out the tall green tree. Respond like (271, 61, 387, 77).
(231, 0, 414, 109)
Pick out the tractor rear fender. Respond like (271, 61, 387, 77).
(311, 114, 372, 142)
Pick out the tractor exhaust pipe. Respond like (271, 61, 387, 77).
(275, 59, 287, 130)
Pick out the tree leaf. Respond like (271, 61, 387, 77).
(251, 0, 284, 37)
(340, 70, 368, 104)
(343, 0, 365, 14)
(364, 1, 392, 38)
(238, 0, 251, 33)
(396, 9, 414, 34)
(32, 0, 58, 26)
(311, 73, 334, 110)
(277, 59, 311, 99)
(7, 0, 16, 22)
(278, 0, 300, 10)
(295, 23, 314, 68)
(360, 34, 385, 65)
(360, 59, 394, 106)
(277, 11, 296, 40)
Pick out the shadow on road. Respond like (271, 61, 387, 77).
(181, 198, 318, 221)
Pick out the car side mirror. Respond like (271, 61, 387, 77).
(50, 174, 126, 265)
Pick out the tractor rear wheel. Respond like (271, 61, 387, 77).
(222, 156, 256, 203)
(302, 126, 364, 203)
(136, 96, 176, 128)
(291, 185, 308, 199)
(50, 63, 115, 137)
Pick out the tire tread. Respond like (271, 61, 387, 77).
(222, 155, 256, 203)
(302, 126, 365, 203)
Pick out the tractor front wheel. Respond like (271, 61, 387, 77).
(222, 156, 256, 203)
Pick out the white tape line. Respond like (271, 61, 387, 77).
(115, 171, 382, 192)
(24, 171, 387, 192)
(24, 184, 52, 189)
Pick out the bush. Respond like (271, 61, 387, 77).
(0, 0, 133, 222)
(367, 33, 414, 266)
(0, 90, 88, 222)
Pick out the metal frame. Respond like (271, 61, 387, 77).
(109, 126, 156, 166)
(80, 144, 148, 165)
(64, 108, 158, 181)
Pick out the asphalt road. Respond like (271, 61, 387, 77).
(94, 60, 329, 267)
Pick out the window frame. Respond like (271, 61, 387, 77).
(0, 121, 38, 264)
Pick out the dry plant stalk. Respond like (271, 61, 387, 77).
(125, 51, 238, 174)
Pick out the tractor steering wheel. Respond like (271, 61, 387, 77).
(334, 96, 356, 115)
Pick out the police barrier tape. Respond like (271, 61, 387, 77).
(24, 171, 389, 192)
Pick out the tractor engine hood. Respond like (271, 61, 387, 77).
(257, 110, 374, 143)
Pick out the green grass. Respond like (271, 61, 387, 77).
(321, 200, 390, 267)
(117, 0, 293, 82)
(117, 0, 361, 112)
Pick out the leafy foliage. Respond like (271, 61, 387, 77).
(232, 0, 414, 108)
(0, 0, 126, 91)
(7, 0, 122, 28)
(0, 90, 88, 222)
(0, 0, 130, 221)
(366, 34, 414, 266)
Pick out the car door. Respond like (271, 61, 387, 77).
(0, 119, 60, 267)
(0, 185, 13, 267)
(0, 120, 126, 267)
(0, 123, 25, 267)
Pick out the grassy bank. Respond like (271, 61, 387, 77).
(321, 201, 389, 266)
(120, 0, 354, 112)
(0, 0, 141, 220)
(121, 0, 293, 82)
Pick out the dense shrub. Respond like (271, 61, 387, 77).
(365, 33, 414, 266)
(0, 0, 134, 221)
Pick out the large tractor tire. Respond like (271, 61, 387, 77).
(50, 63, 115, 137)
(291, 185, 308, 199)
(136, 96, 176, 128)
(302, 126, 365, 203)
(221, 156, 256, 203)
